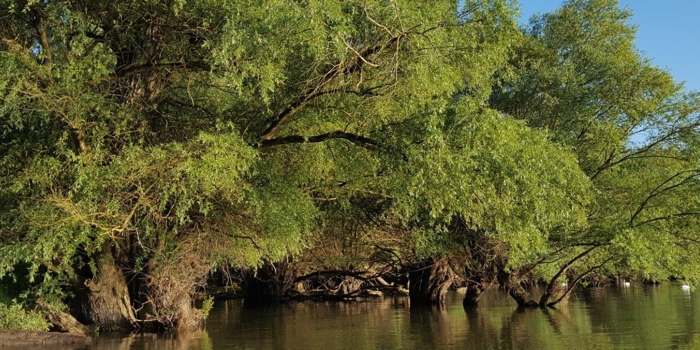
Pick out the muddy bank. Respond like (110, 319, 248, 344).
(0, 330, 90, 348)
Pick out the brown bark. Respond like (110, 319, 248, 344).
(72, 246, 137, 332)
(507, 276, 538, 308)
(31, 6, 52, 67)
(538, 246, 598, 307)
(337, 276, 364, 296)
(137, 238, 211, 331)
(142, 289, 201, 331)
(36, 300, 90, 335)
(544, 255, 615, 307)
(538, 285, 567, 308)
(258, 131, 378, 150)
(462, 283, 485, 308)
(408, 257, 454, 306)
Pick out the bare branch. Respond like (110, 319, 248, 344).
(116, 61, 211, 77)
(634, 211, 700, 228)
(590, 119, 700, 180)
(293, 270, 373, 284)
(342, 37, 379, 67)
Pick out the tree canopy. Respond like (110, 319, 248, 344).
(1, 0, 699, 330)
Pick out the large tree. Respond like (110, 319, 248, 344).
(1, 0, 627, 332)
(490, 0, 700, 307)
(0, 0, 567, 329)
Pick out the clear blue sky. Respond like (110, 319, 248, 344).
(519, 1, 700, 92)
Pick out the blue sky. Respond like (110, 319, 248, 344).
(519, 1, 700, 92)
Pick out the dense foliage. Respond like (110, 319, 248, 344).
(490, 0, 700, 306)
(0, 301, 50, 331)
(1, 0, 698, 330)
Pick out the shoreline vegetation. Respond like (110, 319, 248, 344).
(2, 0, 700, 336)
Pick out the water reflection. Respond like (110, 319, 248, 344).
(9, 284, 700, 349)
(92, 331, 212, 350)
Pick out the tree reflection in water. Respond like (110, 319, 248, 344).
(44, 285, 700, 350)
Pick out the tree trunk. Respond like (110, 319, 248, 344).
(462, 282, 485, 308)
(338, 276, 364, 296)
(539, 290, 554, 307)
(408, 257, 454, 306)
(72, 247, 137, 332)
(145, 288, 201, 331)
(538, 274, 571, 307)
(507, 277, 538, 308)
(138, 238, 211, 331)
(242, 261, 296, 304)
(37, 300, 91, 335)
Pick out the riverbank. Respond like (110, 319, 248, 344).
(0, 330, 90, 348)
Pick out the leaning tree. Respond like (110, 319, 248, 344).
(490, 0, 700, 307)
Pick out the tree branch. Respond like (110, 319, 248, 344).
(634, 211, 700, 228)
(293, 270, 373, 284)
(116, 61, 211, 77)
(548, 255, 614, 307)
(258, 35, 400, 141)
(257, 131, 379, 150)
(590, 119, 700, 180)
(31, 6, 52, 67)
(539, 245, 599, 306)
(629, 170, 700, 226)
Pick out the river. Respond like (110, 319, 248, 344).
(38, 283, 700, 349)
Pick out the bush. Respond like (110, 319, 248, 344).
(0, 301, 49, 331)
(0, 287, 11, 305)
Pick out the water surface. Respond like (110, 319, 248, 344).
(60, 284, 700, 349)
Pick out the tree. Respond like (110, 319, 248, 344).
(490, 0, 700, 307)
(386, 103, 591, 305)
(4, 0, 571, 328)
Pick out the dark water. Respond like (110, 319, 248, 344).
(53, 284, 700, 349)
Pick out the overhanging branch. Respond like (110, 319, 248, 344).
(257, 131, 379, 150)
(258, 35, 401, 141)
(548, 255, 615, 307)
